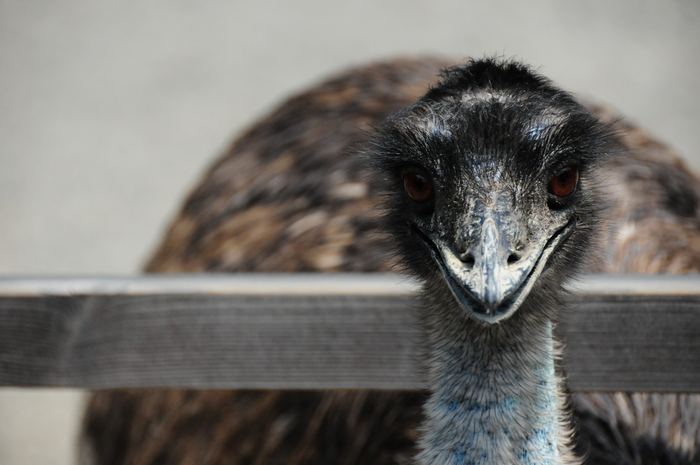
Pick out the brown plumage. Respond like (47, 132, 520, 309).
(82, 57, 700, 465)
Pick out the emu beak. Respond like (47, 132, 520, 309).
(414, 214, 576, 325)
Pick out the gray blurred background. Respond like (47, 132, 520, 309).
(1, 1, 698, 464)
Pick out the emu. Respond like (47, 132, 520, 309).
(369, 59, 608, 464)
(83, 58, 700, 465)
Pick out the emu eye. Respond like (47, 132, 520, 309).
(549, 166, 579, 198)
(403, 172, 435, 203)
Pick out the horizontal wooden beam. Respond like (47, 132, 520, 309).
(0, 274, 698, 392)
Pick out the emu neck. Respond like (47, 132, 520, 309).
(416, 309, 577, 465)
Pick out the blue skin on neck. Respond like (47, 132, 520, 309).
(420, 322, 561, 465)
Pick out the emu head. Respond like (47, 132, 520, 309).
(371, 59, 615, 325)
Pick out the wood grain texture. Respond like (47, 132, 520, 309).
(0, 274, 698, 392)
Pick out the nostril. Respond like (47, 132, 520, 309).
(461, 253, 475, 267)
(507, 253, 520, 265)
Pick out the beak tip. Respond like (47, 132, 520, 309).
(481, 291, 504, 312)
(473, 301, 505, 319)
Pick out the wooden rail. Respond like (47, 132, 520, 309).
(0, 274, 698, 392)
